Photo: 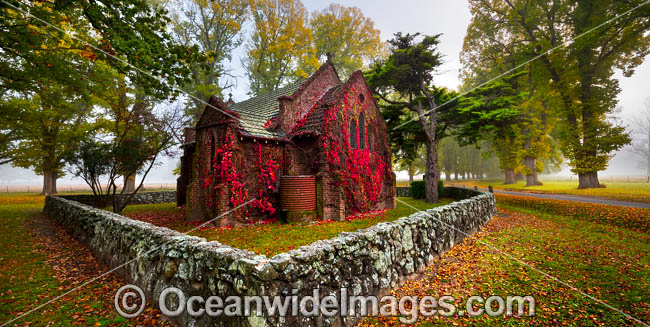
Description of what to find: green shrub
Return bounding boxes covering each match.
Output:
[411,181,425,199]
[411,180,445,199]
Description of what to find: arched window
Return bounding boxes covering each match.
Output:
[210,134,216,167]
[350,120,357,149]
[358,113,365,150]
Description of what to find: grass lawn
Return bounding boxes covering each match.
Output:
[360,194,650,326]
[0,195,168,326]
[122,197,454,257]
[452,179,650,203]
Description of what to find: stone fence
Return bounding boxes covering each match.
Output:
[58,191,176,207]
[44,187,495,327]
[396,186,483,198]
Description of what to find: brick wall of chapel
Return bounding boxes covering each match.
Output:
[278,65,341,134]
[319,73,396,220]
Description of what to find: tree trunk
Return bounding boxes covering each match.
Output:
[41,170,57,195]
[124,174,136,193]
[445,172,451,181]
[408,162,414,185]
[524,157,542,186]
[504,168,516,185]
[515,173,523,181]
[424,138,439,203]
[578,171,601,189]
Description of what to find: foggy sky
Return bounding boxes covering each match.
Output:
[1,0,649,187]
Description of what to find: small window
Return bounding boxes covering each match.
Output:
[358,114,365,150]
[350,121,357,149]
[359,93,365,103]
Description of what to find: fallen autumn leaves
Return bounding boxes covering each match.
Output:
[2,193,648,326]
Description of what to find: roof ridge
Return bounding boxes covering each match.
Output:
[233,79,305,112]
[290,62,340,98]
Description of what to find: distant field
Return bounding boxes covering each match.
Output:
[452,179,650,203]
[0,189,176,205]
[0,184,176,193]
[396,180,411,187]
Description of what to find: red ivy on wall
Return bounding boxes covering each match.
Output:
[201,130,283,222]
[252,143,280,216]
[321,86,390,213]
[202,129,249,222]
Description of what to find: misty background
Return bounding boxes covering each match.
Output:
[2,0,648,187]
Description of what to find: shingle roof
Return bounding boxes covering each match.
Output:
[229,79,305,140]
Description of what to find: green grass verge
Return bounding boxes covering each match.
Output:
[0,200,129,326]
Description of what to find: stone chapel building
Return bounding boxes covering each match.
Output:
[177,61,396,226]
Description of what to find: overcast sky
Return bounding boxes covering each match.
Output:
[2,0,649,187]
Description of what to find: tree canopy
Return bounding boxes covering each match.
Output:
[367,33,449,202]
[245,0,318,96]
[310,4,384,79]
[462,0,650,188]
[1,0,201,194]
[167,0,249,121]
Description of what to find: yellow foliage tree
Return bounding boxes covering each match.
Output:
[245,0,318,96]
[167,0,249,121]
[310,4,384,79]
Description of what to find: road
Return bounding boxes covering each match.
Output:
[447,184,650,209]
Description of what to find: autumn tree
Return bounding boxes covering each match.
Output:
[6,81,96,195]
[455,74,525,184]
[465,0,649,188]
[310,4,383,79]
[1,0,200,194]
[244,0,318,95]
[367,33,449,203]
[69,99,182,214]
[461,9,562,187]
[167,0,249,121]
[1,5,99,194]
[0,96,18,165]
[1,0,200,99]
